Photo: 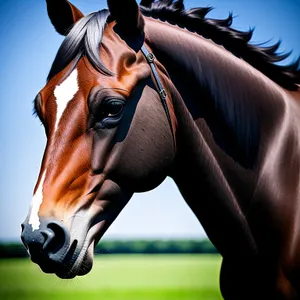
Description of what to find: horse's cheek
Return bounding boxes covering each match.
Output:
[114,126,174,192]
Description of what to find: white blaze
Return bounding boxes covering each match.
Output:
[28,69,79,231]
[28,172,46,231]
[53,68,79,132]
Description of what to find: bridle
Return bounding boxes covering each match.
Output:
[140,45,175,147]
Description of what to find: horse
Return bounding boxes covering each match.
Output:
[20,0,300,298]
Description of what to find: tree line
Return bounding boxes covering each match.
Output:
[0,239,218,258]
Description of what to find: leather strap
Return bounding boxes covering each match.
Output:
[141,45,175,146]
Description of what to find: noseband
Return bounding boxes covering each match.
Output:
[140,45,175,146]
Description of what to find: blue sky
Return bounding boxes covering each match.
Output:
[0,0,299,242]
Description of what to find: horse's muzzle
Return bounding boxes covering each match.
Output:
[21,218,71,273]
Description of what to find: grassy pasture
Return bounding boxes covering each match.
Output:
[0,254,223,300]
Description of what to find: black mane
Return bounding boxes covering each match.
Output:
[48,0,300,91]
[140,0,300,91]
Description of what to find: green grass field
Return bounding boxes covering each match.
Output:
[0,255,223,300]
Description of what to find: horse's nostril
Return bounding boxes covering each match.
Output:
[42,222,68,254]
[41,228,55,251]
[21,218,70,265]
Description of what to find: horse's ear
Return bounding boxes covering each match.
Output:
[46,0,84,36]
[107,0,144,37]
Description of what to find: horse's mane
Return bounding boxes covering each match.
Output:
[140,0,300,91]
[48,0,300,91]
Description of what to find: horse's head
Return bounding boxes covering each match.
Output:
[21,0,176,278]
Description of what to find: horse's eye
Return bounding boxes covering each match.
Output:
[101,99,125,118]
[90,98,125,130]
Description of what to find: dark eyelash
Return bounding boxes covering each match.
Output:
[32,96,43,124]
[32,99,38,117]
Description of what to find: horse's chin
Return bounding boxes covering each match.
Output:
[56,241,95,279]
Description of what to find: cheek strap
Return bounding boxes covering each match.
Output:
[140,44,175,146]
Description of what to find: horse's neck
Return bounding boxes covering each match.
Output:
[144,17,285,165]
[144,17,300,255]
